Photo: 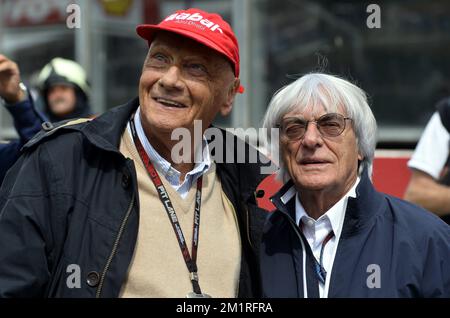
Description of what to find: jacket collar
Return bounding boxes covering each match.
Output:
[270,170,384,238]
[214,128,272,203]
[340,170,383,238]
[80,97,139,154]
[270,179,295,216]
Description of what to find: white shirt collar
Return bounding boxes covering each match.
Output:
[295,177,360,240]
[128,106,211,198]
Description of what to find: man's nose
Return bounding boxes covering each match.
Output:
[158,65,183,91]
[301,122,323,148]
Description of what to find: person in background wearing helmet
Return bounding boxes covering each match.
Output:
[0,9,269,298]
[0,54,45,184]
[37,57,92,122]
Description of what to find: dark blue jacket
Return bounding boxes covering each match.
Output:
[0,96,45,184]
[260,172,450,298]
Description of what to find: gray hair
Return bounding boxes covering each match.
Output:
[262,73,377,182]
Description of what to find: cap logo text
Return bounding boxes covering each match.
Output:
[165,12,223,34]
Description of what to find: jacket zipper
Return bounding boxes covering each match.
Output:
[280,212,309,297]
[96,192,135,298]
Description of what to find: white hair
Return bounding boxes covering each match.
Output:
[262,73,377,182]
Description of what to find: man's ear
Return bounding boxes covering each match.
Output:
[220,78,240,117]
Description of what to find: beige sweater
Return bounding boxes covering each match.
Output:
[119,130,241,298]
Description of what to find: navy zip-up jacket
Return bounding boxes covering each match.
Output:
[0,96,45,184]
[260,172,450,297]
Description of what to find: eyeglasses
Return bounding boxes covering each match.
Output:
[277,113,352,140]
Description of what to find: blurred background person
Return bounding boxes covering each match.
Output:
[0,54,44,184]
[0,56,92,184]
[404,98,450,224]
[36,58,93,122]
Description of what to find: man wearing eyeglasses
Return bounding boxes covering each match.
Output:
[259,73,450,298]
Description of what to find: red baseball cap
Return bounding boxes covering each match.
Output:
[136,8,244,93]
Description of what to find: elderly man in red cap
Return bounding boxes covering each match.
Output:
[0,9,269,298]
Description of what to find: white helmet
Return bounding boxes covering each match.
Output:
[37,58,89,97]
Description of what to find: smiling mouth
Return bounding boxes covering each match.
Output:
[154,97,187,108]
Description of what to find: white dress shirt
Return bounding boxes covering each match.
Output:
[295,178,359,298]
[127,106,211,198]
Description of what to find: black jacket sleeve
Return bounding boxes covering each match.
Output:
[0,141,22,185]
[4,95,46,143]
[0,143,59,297]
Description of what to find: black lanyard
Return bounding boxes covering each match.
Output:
[129,115,204,295]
